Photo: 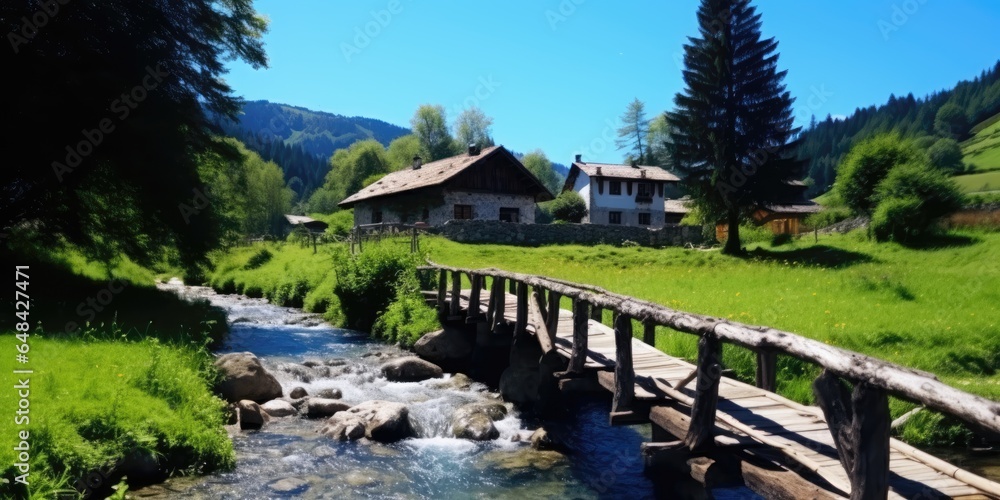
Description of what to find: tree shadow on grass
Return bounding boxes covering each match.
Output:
[897,233,982,250]
[743,245,875,269]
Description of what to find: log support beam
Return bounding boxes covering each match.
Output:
[436,269,448,317]
[813,371,890,500]
[567,299,589,374]
[643,320,656,347]
[466,274,484,323]
[514,281,529,335]
[755,350,777,393]
[449,270,462,319]
[612,314,635,414]
[685,333,722,451]
[546,290,561,336]
[489,277,505,332]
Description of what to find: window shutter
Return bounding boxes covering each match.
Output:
[627,182,633,196]
[598,179,604,195]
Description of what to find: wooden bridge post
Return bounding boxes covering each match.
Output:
[612,313,636,414]
[514,281,529,335]
[590,306,603,324]
[545,291,561,337]
[467,274,482,322]
[490,277,506,331]
[449,271,462,319]
[568,299,589,374]
[813,371,890,500]
[436,269,448,317]
[642,320,656,347]
[756,350,778,392]
[509,279,517,295]
[684,333,722,451]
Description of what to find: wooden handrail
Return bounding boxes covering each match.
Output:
[419,261,1000,436]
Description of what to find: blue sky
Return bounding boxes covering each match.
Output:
[225,0,1000,165]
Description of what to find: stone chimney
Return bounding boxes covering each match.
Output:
[631,160,639,168]
[575,154,582,163]
[468,144,480,156]
[412,155,422,170]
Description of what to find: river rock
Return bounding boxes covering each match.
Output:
[451,403,506,441]
[261,399,297,418]
[380,356,443,382]
[214,352,283,403]
[315,387,342,399]
[289,387,308,399]
[301,358,324,368]
[237,400,270,430]
[268,477,308,494]
[276,362,315,383]
[530,428,552,450]
[429,373,475,390]
[305,398,351,418]
[414,328,472,363]
[320,400,414,443]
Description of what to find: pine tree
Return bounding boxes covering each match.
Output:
[668,0,802,254]
[616,98,651,163]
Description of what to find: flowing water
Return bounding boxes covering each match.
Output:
[138,281,714,499]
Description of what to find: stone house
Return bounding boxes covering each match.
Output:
[562,155,682,228]
[338,145,554,226]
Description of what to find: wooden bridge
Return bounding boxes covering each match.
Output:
[420,263,1000,500]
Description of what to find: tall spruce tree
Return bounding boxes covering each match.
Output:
[668,0,802,254]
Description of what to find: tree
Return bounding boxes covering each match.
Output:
[646,114,674,167]
[934,103,969,139]
[871,163,963,243]
[411,105,457,160]
[1,0,268,270]
[835,134,917,216]
[926,138,966,174]
[454,107,495,149]
[308,140,391,210]
[616,98,651,163]
[549,191,588,223]
[521,150,562,195]
[668,0,802,254]
[387,135,426,170]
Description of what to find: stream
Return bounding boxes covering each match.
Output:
[136,281,679,499]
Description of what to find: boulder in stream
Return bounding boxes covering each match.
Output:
[414,328,472,363]
[451,403,507,441]
[379,356,443,382]
[315,387,342,399]
[214,352,283,403]
[289,387,308,399]
[237,400,270,430]
[305,398,351,418]
[261,399,297,418]
[320,400,414,443]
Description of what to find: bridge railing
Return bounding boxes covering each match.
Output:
[419,261,1000,499]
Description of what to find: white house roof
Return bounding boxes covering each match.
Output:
[572,162,681,182]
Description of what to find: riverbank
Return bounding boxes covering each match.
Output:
[0,247,234,498]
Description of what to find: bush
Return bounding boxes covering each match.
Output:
[323,210,354,238]
[871,163,963,243]
[803,207,852,230]
[926,138,966,174]
[244,248,273,270]
[371,275,440,346]
[549,191,588,223]
[835,134,917,216]
[333,245,423,331]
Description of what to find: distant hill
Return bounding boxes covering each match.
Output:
[961,112,1000,172]
[212,100,410,203]
[231,100,410,158]
[796,61,1000,196]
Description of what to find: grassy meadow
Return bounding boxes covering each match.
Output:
[955,169,1000,194]
[963,115,1000,172]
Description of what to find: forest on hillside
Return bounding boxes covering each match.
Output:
[796,61,1000,195]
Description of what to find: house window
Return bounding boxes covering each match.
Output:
[499,207,520,223]
[372,210,383,224]
[639,212,651,225]
[454,204,473,220]
[637,182,653,199]
[609,211,622,225]
[609,181,622,195]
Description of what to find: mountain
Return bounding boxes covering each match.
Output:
[213,100,410,203]
[796,61,1000,196]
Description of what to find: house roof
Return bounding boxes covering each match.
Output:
[339,146,552,207]
[760,202,823,215]
[665,198,693,214]
[284,214,320,225]
[572,162,681,182]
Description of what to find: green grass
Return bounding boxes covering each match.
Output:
[423,231,1000,444]
[962,116,1000,172]
[953,170,1000,194]
[208,242,343,323]
[0,336,234,498]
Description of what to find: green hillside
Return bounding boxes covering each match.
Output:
[954,170,1000,194]
[961,113,1000,172]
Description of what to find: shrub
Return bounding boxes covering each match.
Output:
[333,245,422,331]
[371,275,440,346]
[835,134,917,216]
[803,207,852,230]
[549,191,588,223]
[926,138,965,174]
[870,162,964,243]
[323,210,355,238]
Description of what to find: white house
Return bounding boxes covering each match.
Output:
[338,145,554,227]
[562,155,681,228]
